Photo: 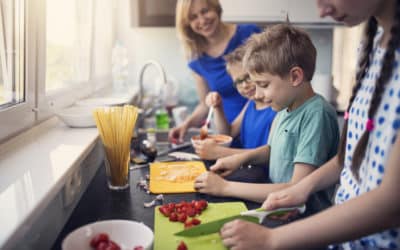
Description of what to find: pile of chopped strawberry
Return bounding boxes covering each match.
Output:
[158,199,208,228]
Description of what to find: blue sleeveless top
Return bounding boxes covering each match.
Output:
[240,101,276,149]
[188,24,261,123]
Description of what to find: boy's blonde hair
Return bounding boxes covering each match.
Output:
[243,24,316,81]
[224,45,246,71]
[176,0,222,59]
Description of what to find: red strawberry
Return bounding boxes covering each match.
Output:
[177,241,188,250]
[90,233,109,248]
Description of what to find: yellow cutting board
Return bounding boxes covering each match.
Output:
[149,161,207,193]
[154,202,249,250]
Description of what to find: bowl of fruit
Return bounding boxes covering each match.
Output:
[62,220,153,250]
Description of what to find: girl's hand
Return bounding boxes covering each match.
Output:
[193,138,221,160]
[205,92,222,108]
[220,220,272,250]
[262,184,309,211]
[209,156,241,177]
[194,171,227,196]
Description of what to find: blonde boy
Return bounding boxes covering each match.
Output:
[194,24,339,210]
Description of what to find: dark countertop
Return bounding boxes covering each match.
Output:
[51,147,270,250]
[51,140,327,250]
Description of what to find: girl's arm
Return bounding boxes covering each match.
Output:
[220,136,400,249]
[264,156,342,210]
[269,132,400,249]
[220,162,316,203]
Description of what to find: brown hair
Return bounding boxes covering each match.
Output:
[243,24,316,81]
[338,0,400,180]
[224,45,246,71]
[176,0,223,59]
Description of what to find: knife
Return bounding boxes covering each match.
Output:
[174,205,306,237]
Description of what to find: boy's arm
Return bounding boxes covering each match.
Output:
[228,101,248,138]
[210,144,270,176]
[213,101,248,137]
[212,104,230,135]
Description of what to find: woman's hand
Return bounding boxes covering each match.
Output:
[262,184,309,211]
[220,220,273,250]
[168,124,188,144]
[209,155,242,177]
[194,171,228,196]
[192,138,222,160]
[205,92,222,108]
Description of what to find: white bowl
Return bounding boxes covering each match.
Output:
[55,106,96,128]
[191,134,233,147]
[62,220,154,250]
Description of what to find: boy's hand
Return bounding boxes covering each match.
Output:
[193,138,221,160]
[205,92,222,108]
[168,125,187,144]
[262,184,308,211]
[194,171,227,196]
[209,156,241,177]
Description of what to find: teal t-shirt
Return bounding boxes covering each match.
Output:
[268,94,339,183]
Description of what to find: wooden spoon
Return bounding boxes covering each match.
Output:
[200,108,213,140]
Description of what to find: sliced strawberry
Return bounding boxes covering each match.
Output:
[90,233,109,248]
[191,218,201,225]
[177,213,187,223]
[169,212,178,222]
[177,240,188,250]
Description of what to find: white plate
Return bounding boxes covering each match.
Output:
[62,220,153,250]
[75,97,129,107]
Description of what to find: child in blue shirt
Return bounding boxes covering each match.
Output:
[194,24,339,208]
[193,46,276,160]
[220,1,400,249]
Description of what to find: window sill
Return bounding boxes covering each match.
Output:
[0,117,101,248]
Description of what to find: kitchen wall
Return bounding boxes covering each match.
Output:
[117,0,335,110]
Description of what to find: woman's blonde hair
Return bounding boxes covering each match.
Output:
[176,0,222,59]
[243,24,316,81]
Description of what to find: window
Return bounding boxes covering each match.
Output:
[0,0,25,108]
[0,0,115,143]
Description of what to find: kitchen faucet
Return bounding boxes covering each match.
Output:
[137,60,167,116]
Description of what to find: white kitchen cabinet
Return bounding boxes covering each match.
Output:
[221,0,336,25]
[221,0,288,23]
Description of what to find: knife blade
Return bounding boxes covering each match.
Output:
[174,215,258,237]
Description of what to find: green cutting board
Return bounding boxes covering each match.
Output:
[154,202,249,250]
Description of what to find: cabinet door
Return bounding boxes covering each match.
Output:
[287,0,336,23]
[221,0,288,23]
[130,0,176,27]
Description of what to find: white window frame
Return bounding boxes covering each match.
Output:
[0,0,35,142]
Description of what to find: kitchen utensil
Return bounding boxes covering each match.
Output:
[154,202,248,250]
[62,220,153,250]
[200,108,213,139]
[140,139,158,162]
[149,161,206,193]
[175,204,306,237]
